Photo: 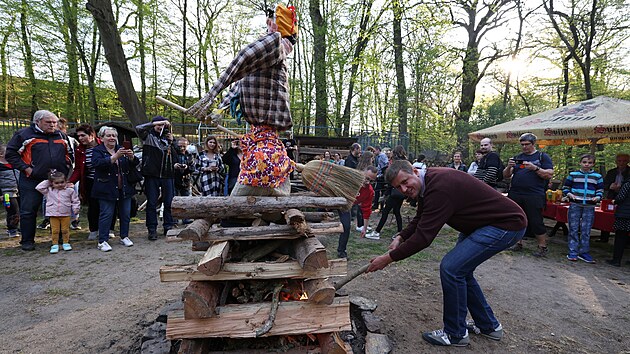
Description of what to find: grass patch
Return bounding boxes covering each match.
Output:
[45,287,76,297]
[30,269,75,281]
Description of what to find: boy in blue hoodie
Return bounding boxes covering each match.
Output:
[562,154,604,263]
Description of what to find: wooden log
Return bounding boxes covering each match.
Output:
[172,196,348,219]
[182,281,222,319]
[200,222,342,242]
[192,241,210,251]
[179,219,212,241]
[166,297,351,339]
[293,237,328,271]
[197,241,230,275]
[303,211,335,222]
[166,228,185,242]
[178,339,211,354]
[160,259,347,282]
[317,333,352,354]
[304,278,335,305]
[241,240,288,262]
[284,209,309,235]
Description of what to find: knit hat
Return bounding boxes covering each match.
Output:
[151,115,168,123]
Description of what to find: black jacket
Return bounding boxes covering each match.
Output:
[5,124,74,181]
[136,122,177,178]
[603,167,630,199]
[91,144,139,201]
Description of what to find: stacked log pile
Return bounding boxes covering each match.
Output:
[161,195,353,353]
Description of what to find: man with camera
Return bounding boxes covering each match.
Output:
[503,133,554,257]
[136,116,178,240]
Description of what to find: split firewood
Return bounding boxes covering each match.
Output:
[202,222,342,242]
[254,282,284,337]
[191,241,210,251]
[197,241,230,275]
[271,252,290,263]
[251,218,269,227]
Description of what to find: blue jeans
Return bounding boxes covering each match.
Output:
[440,225,525,338]
[567,204,595,256]
[18,177,44,246]
[144,177,174,232]
[98,198,131,243]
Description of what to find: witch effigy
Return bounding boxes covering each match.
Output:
[187,4,299,197]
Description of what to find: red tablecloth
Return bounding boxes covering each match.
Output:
[544,201,615,233]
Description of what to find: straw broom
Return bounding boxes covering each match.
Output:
[156,96,364,206]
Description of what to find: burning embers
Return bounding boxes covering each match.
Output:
[228,279,308,304]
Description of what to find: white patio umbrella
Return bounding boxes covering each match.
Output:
[468,96,630,147]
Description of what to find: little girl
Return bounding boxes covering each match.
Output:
[36,171,80,254]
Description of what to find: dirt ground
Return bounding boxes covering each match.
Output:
[1,205,629,354]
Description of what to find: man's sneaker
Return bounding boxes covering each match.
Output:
[148,231,158,241]
[422,329,469,347]
[508,243,523,252]
[7,229,19,238]
[97,241,112,252]
[466,320,503,341]
[70,220,82,230]
[87,231,98,241]
[578,253,595,263]
[37,219,50,230]
[532,246,548,257]
[355,226,372,232]
[365,231,380,240]
[120,237,134,247]
[62,243,72,251]
[567,254,578,261]
[50,245,59,254]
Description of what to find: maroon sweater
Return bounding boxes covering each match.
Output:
[390,168,527,261]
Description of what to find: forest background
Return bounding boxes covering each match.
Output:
[0,0,629,179]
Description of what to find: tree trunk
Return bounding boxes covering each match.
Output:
[137,0,147,110]
[392,0,407,138]
[0,18,14,117]
[20,0,38,116]
[62,0,80,120]
[310,0,328,136]
[86,0,147,126]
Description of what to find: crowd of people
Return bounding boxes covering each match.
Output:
[0,111,247,253]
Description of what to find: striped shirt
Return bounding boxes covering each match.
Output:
[563,170,604,205]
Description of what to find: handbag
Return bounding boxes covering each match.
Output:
[126,164,144,184]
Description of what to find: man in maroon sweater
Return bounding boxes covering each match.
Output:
[368,160,527,347]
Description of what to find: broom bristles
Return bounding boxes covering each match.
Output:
[300,160,364,209]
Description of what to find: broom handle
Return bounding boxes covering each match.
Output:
[155,96,241,138]
[333,263,369,290]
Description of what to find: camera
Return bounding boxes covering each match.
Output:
[512,157,524,164]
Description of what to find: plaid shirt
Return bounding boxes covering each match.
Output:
[188,32,292,131]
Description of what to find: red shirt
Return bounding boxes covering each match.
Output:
[354,183,375,220]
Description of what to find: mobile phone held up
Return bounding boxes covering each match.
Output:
[122,141,132,150]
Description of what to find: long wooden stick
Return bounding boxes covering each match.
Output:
[155,96,241,138]
[333,263,369,290]
[254,282,284,337]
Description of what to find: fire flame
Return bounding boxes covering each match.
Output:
[299,292,308,300]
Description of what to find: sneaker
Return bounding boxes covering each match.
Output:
[578,253,595,264]
[120,237,134,247]
[109,230,116,238]
[70,220,82,230]
[337,251,348,259]
[62,243,72,251]
[508,243,523,252]
[567,254,578,261]
[50,245,59,254]
[87,231,98,241]
[466,320,503,341]
[605,259,621,267]
[365,231,380,240]
[37,219,50,230]
[532,246,548,257]
[97,241,112,252]
[148,231,158,241]
[422,329,469,347]
[7,229,19,238]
